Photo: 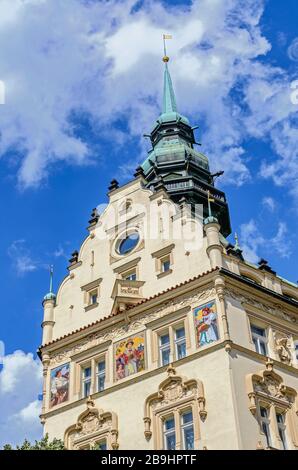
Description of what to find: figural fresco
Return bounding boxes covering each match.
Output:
[115,333,146,380]
[50,363,70,407]
[193,301,219,347]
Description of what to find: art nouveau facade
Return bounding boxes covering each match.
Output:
[39,57,298,451]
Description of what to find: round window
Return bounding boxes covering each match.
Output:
[117,232,140,255]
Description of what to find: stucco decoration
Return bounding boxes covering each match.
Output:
[273,331,292,365]
[49,287,216,366]
[143,365,207,441]
[64,397,119,450]
[246,360,297,415]
[226,288,297,324]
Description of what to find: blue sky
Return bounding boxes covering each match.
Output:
[0,0,297,446]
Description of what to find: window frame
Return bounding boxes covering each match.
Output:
[155,319,189,367]
[250,323,268,356]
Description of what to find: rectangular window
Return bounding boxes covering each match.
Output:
[82,366,92,398]
[251,325,268,356]
[163,416,176,450]
[276,412,287,450]
[123,270,137,281]
[159,333,171,366]
[174,327,186,360]
[161,256,171,273]
[181,410,194,450]
[89,290,98,305]
[95,440,107,450]
[260,406,271,447]
[96,360,105,392]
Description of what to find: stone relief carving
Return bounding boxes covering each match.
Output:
[273,331,292,365]
[49,287,216,366]
[226,288,297,324]
[64,397,118,450]
[144,365,207,440]
[246,360,297,415]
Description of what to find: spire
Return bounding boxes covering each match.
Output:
[162,35,177,114]
[43,265,56,302]
[49,265,54,294]
[163,61,177,114]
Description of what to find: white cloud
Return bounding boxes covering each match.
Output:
[0,0,296,198]
[7,240,38,276]
[0,349,42,447]
[240,219,291,263]
[262,196,276,212]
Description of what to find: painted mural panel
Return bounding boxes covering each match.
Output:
[50,363,70,407]
[115,333,146,380]
[193,301,219,347]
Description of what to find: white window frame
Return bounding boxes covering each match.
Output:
[163,415,176,450]
[276,411,288,450]
[180,409,195,450]
[159,331,171,367]
[251,324,268,356]
[96,359,106,392]
[174,326,186,361]
[82,365,92,398]
[259,405,272,448]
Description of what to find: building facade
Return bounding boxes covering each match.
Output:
[39,56,298,450]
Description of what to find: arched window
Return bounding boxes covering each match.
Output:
[144,365,207,450]
[246,360,298,450]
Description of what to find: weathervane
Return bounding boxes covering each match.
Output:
[49,265,54,294]
[163,34,172,62]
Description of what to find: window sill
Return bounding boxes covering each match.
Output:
[84,302,99,312]
[157,269,173,279]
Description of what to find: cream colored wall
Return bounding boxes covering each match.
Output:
[51,179,211,341]
[229,352,298,450]
[44,349,240,450]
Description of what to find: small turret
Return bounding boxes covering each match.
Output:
[42,266,56,344]
[204,192,223,269]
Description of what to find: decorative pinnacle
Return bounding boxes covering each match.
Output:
[49,265,54,294]
[234,232,240,250]
[162,34,172,62]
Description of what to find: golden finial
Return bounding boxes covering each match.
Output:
[163,34,172,63]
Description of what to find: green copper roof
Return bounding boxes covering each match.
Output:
[163,63,177,114]
[152,60,189,130]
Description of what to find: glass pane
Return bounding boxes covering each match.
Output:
[276,413,284,424]
[84,367,91,378]
[175,327,185,339]
[182,411,193,425]
[164,417,175,430]
[118,233,139,255]
[183,426,194,450]
[165,433,176,450]
[260,407,268,418]
[252,337,258,352]
[84,381,91,397]
[279,429,287,450]
[95,441,107,451]
[160,334,170,346]
[98,375,105,391]
[161,348,170,366]
[177,341,186,359]
[262,423,271,447]
[91,294,97,304]
[251,325,265,337]
[259,341,267,356]
[162,260,171,272]
[98,361,105,373]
